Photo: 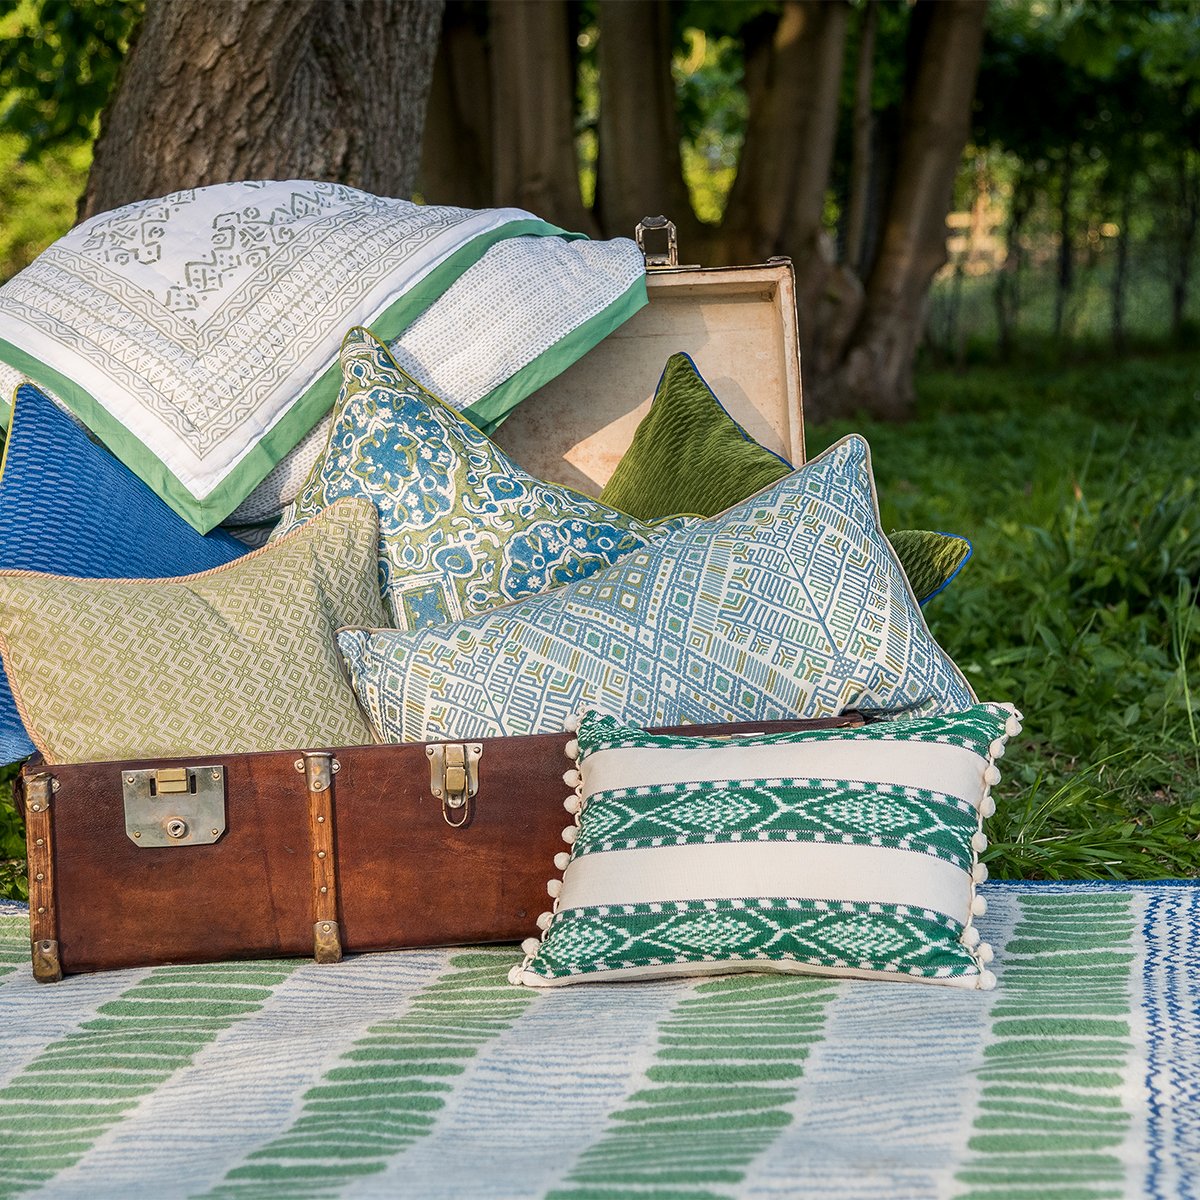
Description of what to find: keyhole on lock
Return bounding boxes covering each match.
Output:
[165,819,188,839]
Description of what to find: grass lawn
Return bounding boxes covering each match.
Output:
[0,351,1197,898]
[810,351,1200,881]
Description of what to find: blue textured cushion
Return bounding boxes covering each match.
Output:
[0,384,246,763]
[337,435,976,742]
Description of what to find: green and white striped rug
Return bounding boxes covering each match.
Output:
[0,881,1195,1198]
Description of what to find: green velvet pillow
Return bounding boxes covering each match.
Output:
[888,529,973,606]
[599,353,971,604]
[599,352,792,523]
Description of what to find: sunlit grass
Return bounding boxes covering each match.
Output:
[811,353,1200,879]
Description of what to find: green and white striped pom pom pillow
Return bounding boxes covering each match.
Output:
[510,702,1024,991]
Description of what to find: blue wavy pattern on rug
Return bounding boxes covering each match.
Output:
[0,384,246,763]
[1142,885,1200,1199]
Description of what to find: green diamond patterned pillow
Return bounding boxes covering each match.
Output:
[889,529,972,605]
[272,327,676,631]
[598,352,971,605]
[0,497,386,763]
[511,702,1024,991]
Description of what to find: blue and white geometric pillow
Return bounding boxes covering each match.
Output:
[273,328,677,631]
[336,434,977,742]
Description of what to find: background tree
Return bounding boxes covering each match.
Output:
[83,0,443,218]
[420,0,987,419]
[2,0,1198,404]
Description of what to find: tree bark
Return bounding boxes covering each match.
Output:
[594,0,699,246]
[814,0,987,421]
[84,0,444,219]
[1053,153,1074,340]
[488,0,594,233]
[720,1,849,268]
[994,164,1031,361]
[844,0,878,276]
[1170,148,1198,342]
[1110,182,1132,352]
[419,1,493,208]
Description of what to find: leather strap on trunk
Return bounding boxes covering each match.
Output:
[300,752,342,963]
[22,772,62,982]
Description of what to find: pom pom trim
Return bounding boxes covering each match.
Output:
[961,704,1020,989]
[513,713,588,987]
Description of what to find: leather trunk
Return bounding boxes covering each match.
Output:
[19,714,862,981]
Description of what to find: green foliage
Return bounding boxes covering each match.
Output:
[926,243,1200,362]
[0,130,90,280]
[0,0,140,281]
[810,353,1200,880]
[0,763,25,901]
[0,0,141,158]
[674,26,746,224]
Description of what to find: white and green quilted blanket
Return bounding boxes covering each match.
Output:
[0,882,1195,1198]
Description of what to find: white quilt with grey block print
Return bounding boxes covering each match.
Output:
[0,181,645,531]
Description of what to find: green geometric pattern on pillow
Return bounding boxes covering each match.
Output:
[597,353,971,605]
[273,328,675,632]
[598,352,792,522]
[0,497,386,763]
[511,702,1024,991]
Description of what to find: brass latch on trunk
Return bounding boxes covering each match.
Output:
[426,742,482,827]
[123,765,226,848]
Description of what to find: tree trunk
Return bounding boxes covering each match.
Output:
[719,2,849,267]
[1110,182,1132,353]
[488,0,594,233]
[814,0,987,421]
[593,0,699,246]
[419,1,493,208]
[1170,148,1199,342]
[844,0,878,276]
[717,0,851,388]
[1053,154,1074,340]
[994,164,1031,361]
[84,0,443,219]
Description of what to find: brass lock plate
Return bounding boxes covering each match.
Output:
[426,742,482,825]
[123,765,226,848]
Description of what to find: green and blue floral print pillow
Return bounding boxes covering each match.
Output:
[272,328,677,631]
[510,702,1023,991]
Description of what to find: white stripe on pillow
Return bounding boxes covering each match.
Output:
[556,841,971,923]
[582,740,986,806]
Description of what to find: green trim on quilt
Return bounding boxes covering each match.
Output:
[199,952,529,1197]
[463,272,649,434]
[533,899,978,983]
[955,892,1136,1197]
[0,218,572,534]
[549,973,838,1197]
[0,960,296,1195]
[575,779,979,870]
